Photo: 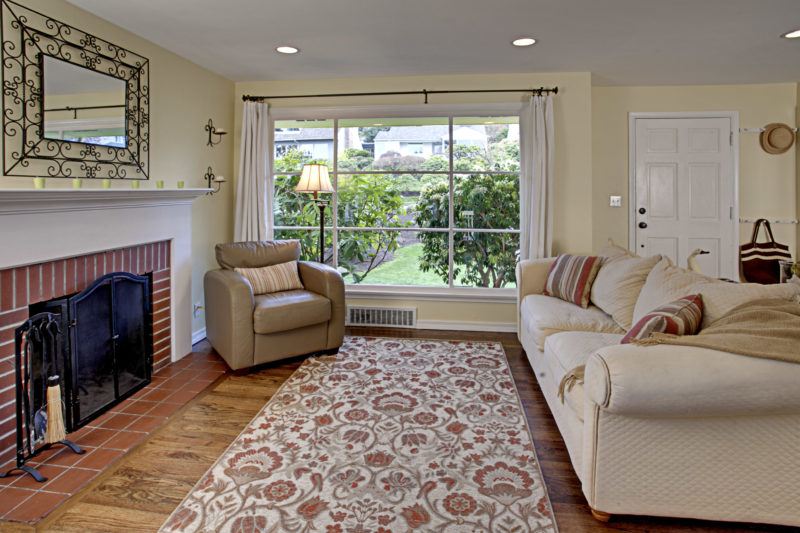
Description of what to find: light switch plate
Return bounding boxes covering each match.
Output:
[609,195,622,207]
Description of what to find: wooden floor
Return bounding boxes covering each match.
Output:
[21,328,794,533]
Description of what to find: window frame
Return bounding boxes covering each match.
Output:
[269,103,524,303]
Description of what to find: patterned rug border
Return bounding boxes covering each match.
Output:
[162,336,559,532]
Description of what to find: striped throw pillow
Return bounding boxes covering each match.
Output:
[234,261,304,294]
[543,254,603,308]
[621,294,703,344]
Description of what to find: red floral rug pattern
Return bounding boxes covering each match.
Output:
[160,337,557,532]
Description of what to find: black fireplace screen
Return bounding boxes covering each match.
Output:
[32,271,152,431]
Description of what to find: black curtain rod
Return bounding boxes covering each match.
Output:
[242,87,557,104]
[44,104,126,112]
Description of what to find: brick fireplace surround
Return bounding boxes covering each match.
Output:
[0,240,172,466]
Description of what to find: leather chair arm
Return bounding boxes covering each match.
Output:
[298,261,345,349]
[204,269,255,370]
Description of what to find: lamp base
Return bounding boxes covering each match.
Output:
[316,200,328,264]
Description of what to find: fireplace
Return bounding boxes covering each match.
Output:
[0,188,206,468]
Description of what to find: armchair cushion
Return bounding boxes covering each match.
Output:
[234,261,303,294]
[253,289,331,335]
[216,240,300,269]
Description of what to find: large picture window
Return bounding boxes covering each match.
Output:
[272,112,520,290]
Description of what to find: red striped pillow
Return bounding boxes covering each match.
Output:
[621,294,704,344]
[234,261,304,294]
[543,254,603,308]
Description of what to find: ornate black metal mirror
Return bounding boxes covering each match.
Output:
[1,0,149,179]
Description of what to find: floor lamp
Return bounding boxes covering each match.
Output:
[294,164,334,263]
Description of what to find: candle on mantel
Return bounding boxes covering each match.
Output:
[213,175,226,183]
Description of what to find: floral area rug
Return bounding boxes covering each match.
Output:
[160,337,557,532]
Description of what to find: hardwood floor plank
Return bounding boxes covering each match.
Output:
[33,329,798,533]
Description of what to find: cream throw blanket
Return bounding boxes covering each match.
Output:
[558,298,800,403]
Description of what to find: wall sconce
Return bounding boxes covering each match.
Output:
[204,166,226,195]
[294,164,334,263]
[205,118,227,147]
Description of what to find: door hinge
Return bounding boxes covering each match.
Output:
[730,206,734,220]
[729,131,733,146]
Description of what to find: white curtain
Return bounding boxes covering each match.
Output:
[519,94,554,259]
[234,101,272,242]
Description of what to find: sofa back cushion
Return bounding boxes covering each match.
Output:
[632,257,714,325]
[591,254,661,330]
[622,294,703,344]
[543,254,603,308]
[694,281,800,328]
[216,240,301,269]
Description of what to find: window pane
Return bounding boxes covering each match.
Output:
[339,230,448,287]
[453,232,519,288]
[337,117,448,172]
[274,120,335,171]
[273,229,333,265]
[453,173,519,229]
[337,173,447,229]
[453,117,519,172]
[273,174,333,227]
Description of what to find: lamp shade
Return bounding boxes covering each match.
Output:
[295,164,333,194]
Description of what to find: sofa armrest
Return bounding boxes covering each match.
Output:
[298,261,345,349]
[204,269,255,370]
[516,258,555,339]
[584,343,800,417]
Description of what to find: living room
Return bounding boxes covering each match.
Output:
[0,0,798,531]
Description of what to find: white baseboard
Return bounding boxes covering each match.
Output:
[191,327,207,345]
[415,320,516,333]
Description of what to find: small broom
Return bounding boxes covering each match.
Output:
[44,375,65,444]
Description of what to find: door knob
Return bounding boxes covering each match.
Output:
[638,222,648,229]
[638,207,646,214]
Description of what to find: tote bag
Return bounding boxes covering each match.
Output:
[739,219,792,284]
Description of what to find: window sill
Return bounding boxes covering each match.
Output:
[345,285,516,304]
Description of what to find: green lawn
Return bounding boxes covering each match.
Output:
[346,243,445,286]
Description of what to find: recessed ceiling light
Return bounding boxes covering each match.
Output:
[782,29,800,39]
[512,37,536,47]
[276,45,299,54]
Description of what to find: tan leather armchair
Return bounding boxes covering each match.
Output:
[204,240,344,371]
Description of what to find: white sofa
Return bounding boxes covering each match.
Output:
[516,250,800,527]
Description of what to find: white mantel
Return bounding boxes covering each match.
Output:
[0,188,210,361]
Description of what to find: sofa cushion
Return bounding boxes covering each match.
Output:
[591,254,661,330]
[521,294,625,350]
[597,238,635,261]
[235,261,304,294]
[632,257,715,325]
[216,240,301,269]
[544,332,624,421]
[694,281,800,328]
[543,254,603,308]
[621,294,703,344]
[253,289,331,334]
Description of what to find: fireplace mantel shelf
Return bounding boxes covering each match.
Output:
[0,188,212,215]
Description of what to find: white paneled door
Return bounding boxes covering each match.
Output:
[631,115,738,280]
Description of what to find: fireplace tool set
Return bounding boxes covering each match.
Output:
[0,312,84,482]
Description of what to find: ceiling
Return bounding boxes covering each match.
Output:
[66,0,800,86]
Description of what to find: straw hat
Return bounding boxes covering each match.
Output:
[759,123,795,154]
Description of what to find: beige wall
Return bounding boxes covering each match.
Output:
[0,0,236,337]
[592,84,798,258]
[234,72,592,327]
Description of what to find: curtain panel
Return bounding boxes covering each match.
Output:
[234,101,272,242]
[519,94,554,260]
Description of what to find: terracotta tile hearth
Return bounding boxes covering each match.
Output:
[0,349,227,527]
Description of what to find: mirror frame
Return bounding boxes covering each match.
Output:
[1,0,149,180]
